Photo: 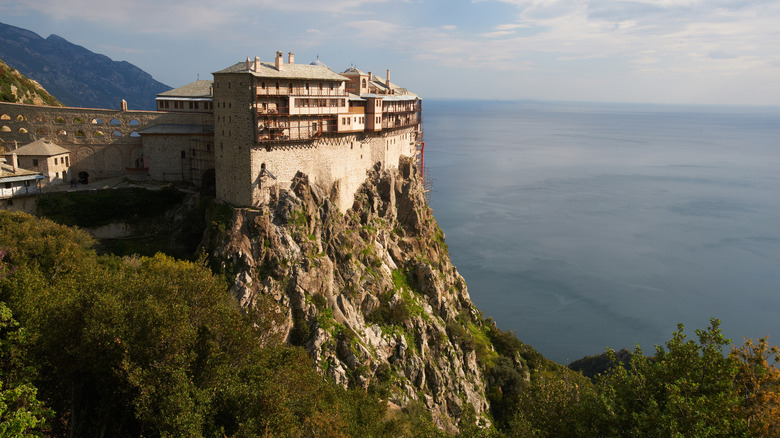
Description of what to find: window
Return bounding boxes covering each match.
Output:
[65,156,69,166]
[189,102,194,109]
[181,151,186,159]
[33,159,38,167]
[54,158,58,165]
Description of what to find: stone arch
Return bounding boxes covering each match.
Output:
[93,130,105,137]
[75,129,86,137]
[57,129,67,136]
[55,116,65,124]
[91,118,103,125]
[15,114,26,121]
[73,117,85,124]
[109,118,121,125]
[36,127,48,135]
[18,127,27,134]
[128,119,140,126]
[129,131,140,138]
[112,130,122,137]
[35,114,46,122]
[0,114,10,120]
[1,126,10,132]
[129,146,143,169]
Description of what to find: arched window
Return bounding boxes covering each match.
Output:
[129,119,140,126]
[94,131,105,137]
[130,131,140,138]
[18,127,27,134]
[73,117,85,124]
[361,79,367,88]
[36,128,48,135]
[112,131,122,137]
[109,118,121,125]
[35,115,46,122]
[55,116,65,124]
[1,126,10,132]
[75,130,85,137]
[0,114,10,120]
[91,118,103,125]
[15,114,26,121]
[57,129,67,136]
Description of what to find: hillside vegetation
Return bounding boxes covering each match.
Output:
[1,164,777,436]
[0,58,62,106]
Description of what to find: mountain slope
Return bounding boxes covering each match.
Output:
[0,58,62,106]
[0,22,170,110]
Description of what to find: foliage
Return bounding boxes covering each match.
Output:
[589,319,747,437]
[0,211,411,437]
[0,250,51,437]
[732,336,780,437]
[0,59,62,106]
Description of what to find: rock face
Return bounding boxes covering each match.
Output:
[204,158,491,431]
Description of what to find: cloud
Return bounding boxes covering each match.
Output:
[7,0,394,34]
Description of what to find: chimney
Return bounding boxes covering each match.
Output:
[275,51,283,70]
[254,56,260,72]
[121,99,128,111]
[368,72,373,81]
[288,52,295,64]
[11,153,17,174]
[246,56,251,71]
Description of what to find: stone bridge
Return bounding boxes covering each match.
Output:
[0,102,212,181]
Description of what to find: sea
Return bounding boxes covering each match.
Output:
[423,99,780,364]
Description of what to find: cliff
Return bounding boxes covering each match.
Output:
[203,158,493,431]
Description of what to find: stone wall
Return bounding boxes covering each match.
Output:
[0,102,213,183]
[250,126,417,212]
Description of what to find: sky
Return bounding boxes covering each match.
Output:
[1,0,779,105]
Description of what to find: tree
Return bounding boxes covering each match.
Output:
[732,337,780,437]
[0,250,51,437]
[591,319,747,437]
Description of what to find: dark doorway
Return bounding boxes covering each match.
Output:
[201,168,216,196]
[78,171,89,185]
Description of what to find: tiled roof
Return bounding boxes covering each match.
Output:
[214,60,347,81]
[341,67,367,76]
[0,162,41,179]
[157,80,214,98]
[2,139,69,157]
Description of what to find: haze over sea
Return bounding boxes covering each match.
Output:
[424,99,780,364]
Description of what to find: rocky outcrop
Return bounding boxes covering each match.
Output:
[203,158,491,431]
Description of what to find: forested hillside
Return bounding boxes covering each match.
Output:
[0,182,777,436]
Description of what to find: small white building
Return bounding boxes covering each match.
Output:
[2,139,71,185]
[0,155,45,199]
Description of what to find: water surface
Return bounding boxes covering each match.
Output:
[424,99,780,363]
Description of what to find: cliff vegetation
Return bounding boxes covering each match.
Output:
[0,159,777,436]
[0,58,62,106]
